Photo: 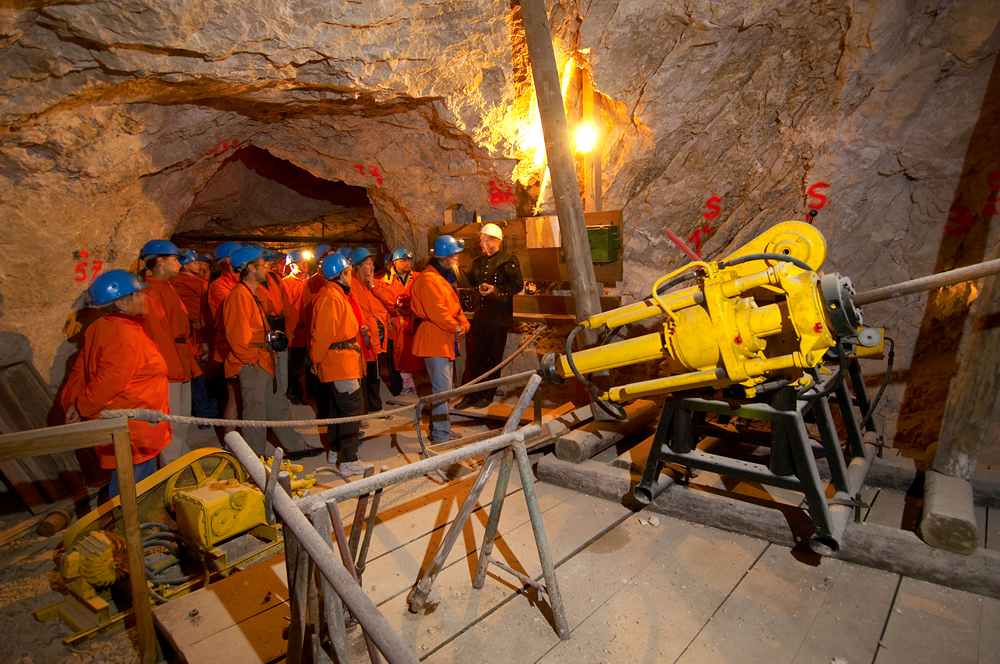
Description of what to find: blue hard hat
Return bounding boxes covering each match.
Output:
[321,253,352,280]
[262,248,282,261]
[215,241,243,261]
[89,269,145,307]
[432,235,465,257]
[351,247,373,265]
[230,245,264,271]
[139,240,180,259]
[390,246,414,262]
[337,247,352,258]
[178,248,197,265]
[314,243,332,259]
[196,253,213,263]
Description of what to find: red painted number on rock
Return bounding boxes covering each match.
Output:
[807,181,830,210]
[73,249,103,282]
[703,194,722,220]
[353,163,384,187]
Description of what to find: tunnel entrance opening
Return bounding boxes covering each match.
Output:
[171,145,384,256]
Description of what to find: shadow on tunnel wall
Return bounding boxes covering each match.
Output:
[893,52,1000,452]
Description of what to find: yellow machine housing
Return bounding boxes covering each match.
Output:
[542,221,870,401]
[173,480,268,549]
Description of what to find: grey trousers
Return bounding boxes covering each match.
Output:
[238,364,309,456]
[159,380,192,465]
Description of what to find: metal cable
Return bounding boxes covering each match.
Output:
[102,325,548,428]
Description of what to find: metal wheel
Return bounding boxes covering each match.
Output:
[163,451,246,505]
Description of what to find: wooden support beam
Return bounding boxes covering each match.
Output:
[519,0,602,324]
[113,428,157,664]
[537,455,1000,600]
[553,399,658,463]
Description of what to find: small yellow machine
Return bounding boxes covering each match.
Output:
[37,449,315,644]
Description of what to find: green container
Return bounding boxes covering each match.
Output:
[587,225,620,263]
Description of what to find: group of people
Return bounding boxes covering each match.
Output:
[59,221,523,495]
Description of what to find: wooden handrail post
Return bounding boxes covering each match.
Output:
[112,428,158,664]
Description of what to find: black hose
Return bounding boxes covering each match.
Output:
[564,325,627,421]
[717,252,812,272]
[862,337,895,429]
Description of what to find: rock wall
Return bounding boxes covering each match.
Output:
[1,0,997,448]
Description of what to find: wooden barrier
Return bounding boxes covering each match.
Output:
[0,418,157,664]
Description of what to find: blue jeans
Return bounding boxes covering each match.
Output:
[101,457,159,502]
[424,356,453,441]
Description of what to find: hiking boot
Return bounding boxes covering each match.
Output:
[337,460,373,478]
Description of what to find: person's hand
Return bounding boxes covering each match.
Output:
[65,405,81,424]
[456,325,466,336]
[478,283,496,296]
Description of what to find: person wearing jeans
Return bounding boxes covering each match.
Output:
[411,235,470,443]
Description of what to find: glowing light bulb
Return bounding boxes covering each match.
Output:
[302,250,314,261]
[574,122,599,154]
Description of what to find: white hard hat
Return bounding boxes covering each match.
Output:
[480,222,503,240]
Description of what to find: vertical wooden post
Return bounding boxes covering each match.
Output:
[519,0,602,325]
[112,428,157,664]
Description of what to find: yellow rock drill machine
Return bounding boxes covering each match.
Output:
[540,220,997,553]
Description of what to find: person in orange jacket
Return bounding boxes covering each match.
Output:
[173,250,219,419]
[207,241,243,425]
[411,235,470,443]
[350,247,389,411]
[310,253,369,476]
[223,246,310,457]
[282,246,319,404]
[259,249,296,407]
[137,240,199,464]
[65,270,171,501]
[373,246,416,396]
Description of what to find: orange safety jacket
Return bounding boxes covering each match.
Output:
[282,272,309,348]
[222,281,275,378]
[309,281,364,382]
[171,272,209,354]
[411,264,469,361]
[292,271,328,348]
[208,269,240,362]
[142,276,200,381]
[72,313,172,469]
[351,274,389,359]
[373,270,416,364]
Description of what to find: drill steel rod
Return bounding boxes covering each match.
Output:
[854,257,1000,305]
[223,431,419,664]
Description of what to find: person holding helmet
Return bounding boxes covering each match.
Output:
[282,246,315,404]
[172,249,217,419]
[350,246,389,411]
[456,222,523,409]
[373,246,416,396]
[64,270,171,499]
[223,245,309,456]
[411,235,470,443]
[138,239,199,463]
[310,253,368,476]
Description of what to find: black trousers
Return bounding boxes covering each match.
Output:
[461,319,510,401]
[319,379,364,461]
[364,359,382,411]
[287,346,309,403]
[383,343,403,396]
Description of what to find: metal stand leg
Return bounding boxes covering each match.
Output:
[813,395,850,492]
[512,443,570,639]
[407,452,501,612]
[769,388,797,476]
[309,511,349,663]
[633,400,674,505]
[785,411,835,545]
[835,380,865,458]
[328,501,382,664]
[472,449,514,589]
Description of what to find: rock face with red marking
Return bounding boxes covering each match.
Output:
[1,1,998,451]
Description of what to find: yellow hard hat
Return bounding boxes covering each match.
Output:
[480,222,503,240]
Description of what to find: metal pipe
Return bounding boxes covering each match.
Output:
[512,442,570,639]
[472,450,514,589]
[327,502,382,664]
[504,374,543,433]
[223,432,419,664]
[297,426,540,512]
[309,510,349,663]
[854,257,1000,305]
[811,444,876,556]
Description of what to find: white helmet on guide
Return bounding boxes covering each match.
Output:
[480,222,503,241]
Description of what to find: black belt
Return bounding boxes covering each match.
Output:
[329,340,361,352]
[174,336,188,343]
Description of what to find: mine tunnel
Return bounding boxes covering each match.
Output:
[1,1,999,663]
